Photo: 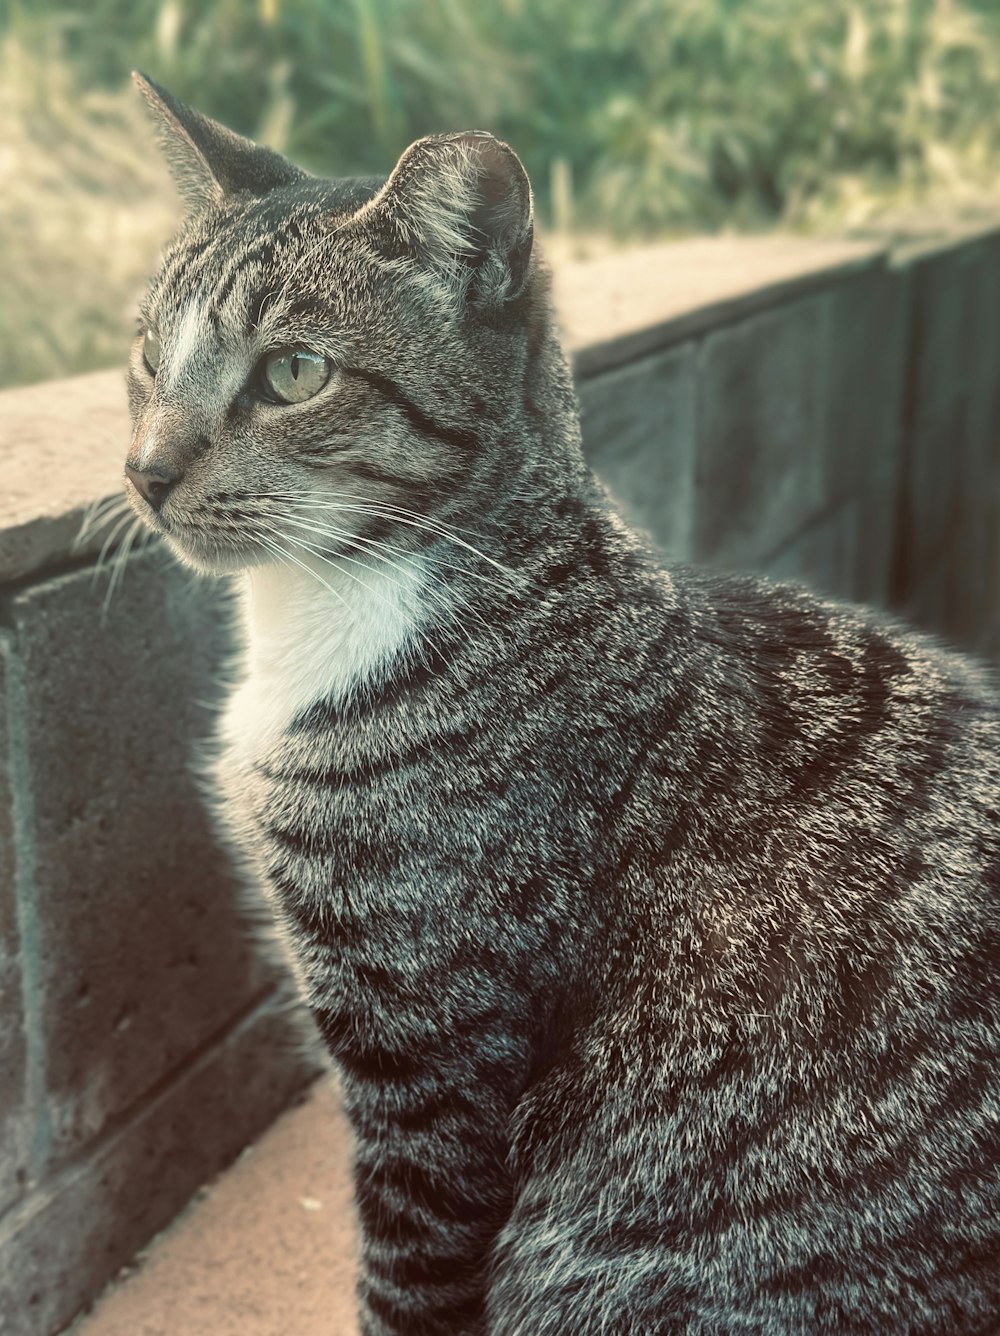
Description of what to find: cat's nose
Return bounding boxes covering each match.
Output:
[125,461,182,512]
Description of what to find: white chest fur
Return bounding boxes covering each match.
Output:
[217,551,427,782]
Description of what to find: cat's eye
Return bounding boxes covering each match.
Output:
[260,348,330,404]
[142,327,161,375]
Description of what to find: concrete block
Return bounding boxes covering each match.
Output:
[963,358,1000,489]
[820,264,909,506]
[75,1077,357,1336]
[974,493,1000,661]
[896,493,999,657]
[0,990,321,1336]
[579,345,697,558]
[900,552,990,656]
[901,232,1000,418]
[895,262,1000,623]
[764,502,860,603]
[694,295,825,571]
[916,481,1000,657]
[902,384,998,598]
[0,637,31,1216]
[940,505,992,652]
[9,546,279,1170]
[903,558,952,647]
[944,373,1000,651]
[963,235,1000,397]
[904,246,969,416]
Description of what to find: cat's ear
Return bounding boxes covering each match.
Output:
[360,132,534,306]
[132,71,304,209]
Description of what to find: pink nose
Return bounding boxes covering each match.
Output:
[125,462,182,512]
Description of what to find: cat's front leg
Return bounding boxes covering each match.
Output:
[324,1013,526,1336]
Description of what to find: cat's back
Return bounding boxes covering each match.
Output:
[596,560,1000,1099]
[660,562,1000,904]
[527,549,1000,954]
[495,560,1000,1335]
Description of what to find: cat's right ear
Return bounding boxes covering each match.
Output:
[133,72,303,209]
[354,131,534,307]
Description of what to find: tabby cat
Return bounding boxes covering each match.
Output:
[124,73,1000,1334]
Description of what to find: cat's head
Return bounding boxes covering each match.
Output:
[125,74,540,573]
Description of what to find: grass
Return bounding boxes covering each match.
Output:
[4,0,1000,389]
[0,32,178,390]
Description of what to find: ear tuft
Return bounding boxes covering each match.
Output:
[361,131,534,306]
[132,71,304,209]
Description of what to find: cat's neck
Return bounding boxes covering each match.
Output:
[221,551,428,760]
[221,416,640,762]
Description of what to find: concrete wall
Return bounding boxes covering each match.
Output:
[1,225,999,1333]
[568,225,1000,658]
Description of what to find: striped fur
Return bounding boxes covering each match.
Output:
[126,79,1000,1334]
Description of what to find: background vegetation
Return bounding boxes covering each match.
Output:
[4,0,1000,389]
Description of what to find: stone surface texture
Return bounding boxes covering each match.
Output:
[9,555,283,1171]
[0,373,129,585]
[0,225,999,1334]
[892,229,1000,652]
[694,294,827,570]
[578,345,697,556]
[554,234,883,376]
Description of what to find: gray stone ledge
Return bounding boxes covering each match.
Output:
[556,234,886,377]
[889,216,1000,269]
[0,371,129,588]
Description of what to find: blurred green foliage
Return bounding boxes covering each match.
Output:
[3,0,1000,387]
[8,0,1000,231]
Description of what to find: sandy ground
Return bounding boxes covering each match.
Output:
[72,1077,359,1336]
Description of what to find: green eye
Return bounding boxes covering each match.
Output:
[261,348,330,404]
[142,327,161,374]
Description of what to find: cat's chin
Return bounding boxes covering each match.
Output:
[162,532,267,576]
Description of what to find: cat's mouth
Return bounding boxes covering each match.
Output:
[129,501,268,574]
[127,480,362,577]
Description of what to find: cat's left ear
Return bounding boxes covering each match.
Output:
[133,71,304,209]
[359,132,534,306]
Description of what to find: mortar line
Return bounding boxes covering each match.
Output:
[1,627,52,1183]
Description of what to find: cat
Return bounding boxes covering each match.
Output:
[124,72,1000,1335]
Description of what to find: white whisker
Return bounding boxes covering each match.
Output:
[259,488,491,545]
[275,508,514,601]
[75,492,130,550]
[270,511,489,647]
[264,515,482,652]
[255,531,352,613]
[102,517,143,615]
[92,510,137,584]
[258,491,528,588]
